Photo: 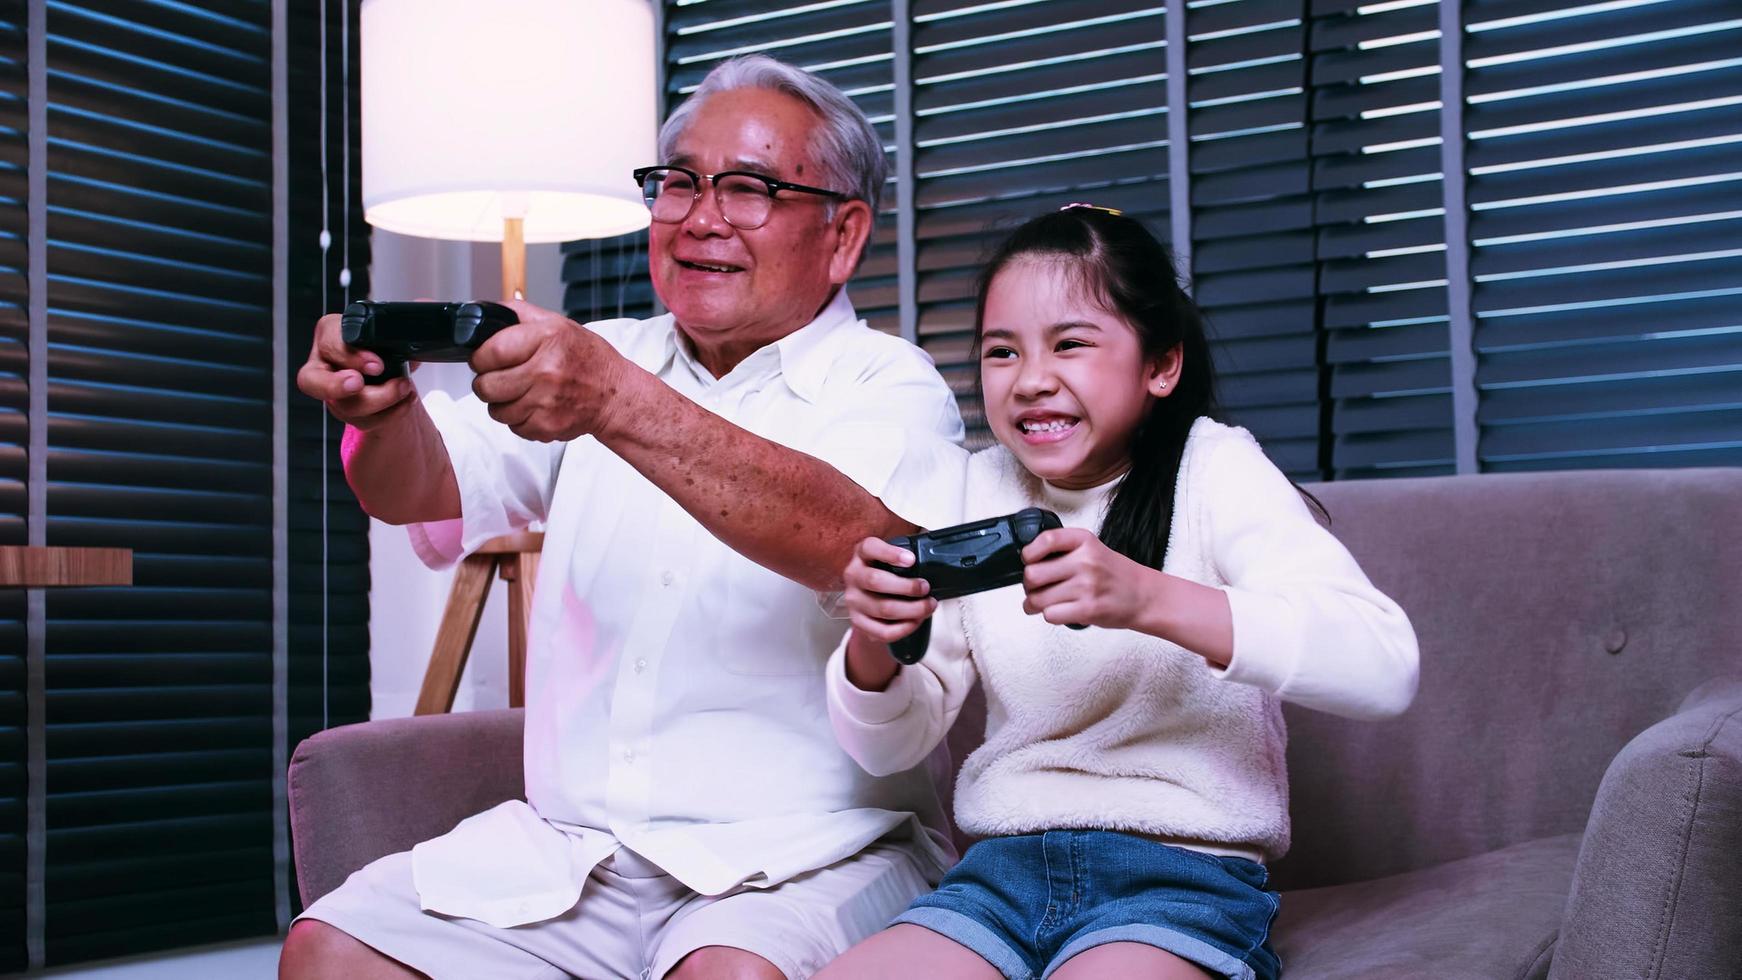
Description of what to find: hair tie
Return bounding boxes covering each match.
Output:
[1060,202,1123,216]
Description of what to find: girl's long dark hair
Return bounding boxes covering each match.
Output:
[972,207,1219,571]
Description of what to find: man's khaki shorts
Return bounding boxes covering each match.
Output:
[297,840,934,980]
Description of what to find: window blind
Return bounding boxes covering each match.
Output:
[914,0,1172,449]
[568,1,1742,483]
[40,1,279,961]
[1463,0,1742,469]
[1185,0,1320,476]
[0,0,373,966]
[563,229,655,325]
[1309,0,1456,478]
[0,3,25,968]
[286,0,370,848]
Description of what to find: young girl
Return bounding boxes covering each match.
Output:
[817,206,1419,980]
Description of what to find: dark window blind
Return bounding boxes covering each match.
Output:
[1185,0,1320,476]
[585,1,1741,479]
[287,0,370,849]
[1309,0,1454,478]
[41,1,278,962]
[0,0,372,966]
[1463,0,1742,469]
[563,229,654,326]
[0,4,24,969]
[914,0,1171,449]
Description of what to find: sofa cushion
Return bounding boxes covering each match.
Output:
[1279,469,1742,892]
[1272,833,1580,979]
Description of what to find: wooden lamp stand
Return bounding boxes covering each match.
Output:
[413,218,544,714]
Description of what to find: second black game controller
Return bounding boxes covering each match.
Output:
[340,300,519,383]
[875,507,1085,665]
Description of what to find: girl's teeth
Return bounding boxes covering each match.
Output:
[1023,419,1074,433]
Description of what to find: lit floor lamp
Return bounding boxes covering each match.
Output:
[359,0,656,712]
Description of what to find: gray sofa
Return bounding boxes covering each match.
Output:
[290,468,1742,978]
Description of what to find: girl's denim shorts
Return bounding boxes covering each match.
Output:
[892,829,1280,980]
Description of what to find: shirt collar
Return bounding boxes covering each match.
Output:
[658,287,859,403]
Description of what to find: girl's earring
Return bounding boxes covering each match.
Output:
[1156,380,1168,393]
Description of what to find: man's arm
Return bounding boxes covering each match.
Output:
[296,312,462,526]
[338,399,462,526]
[597,364,913,591]
[468,302,960,591]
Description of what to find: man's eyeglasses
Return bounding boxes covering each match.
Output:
[633,165,846,230]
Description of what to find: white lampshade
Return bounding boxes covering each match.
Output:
[361,0,656,243]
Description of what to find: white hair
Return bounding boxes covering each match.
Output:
[658,55,888,214]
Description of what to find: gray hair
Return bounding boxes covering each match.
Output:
[658,55,889,215]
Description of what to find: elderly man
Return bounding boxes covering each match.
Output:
[280,56,965,980]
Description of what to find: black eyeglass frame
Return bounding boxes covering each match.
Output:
[632,165,849,228]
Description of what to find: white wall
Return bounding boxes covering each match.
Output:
[363,229,566,718]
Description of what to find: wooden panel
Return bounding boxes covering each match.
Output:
[0,546,131,587]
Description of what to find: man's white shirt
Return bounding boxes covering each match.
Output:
[403,290,967,928]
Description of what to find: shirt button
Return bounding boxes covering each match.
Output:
[634,658,647,673]
[622,748,635,763]
[660,570,675,587]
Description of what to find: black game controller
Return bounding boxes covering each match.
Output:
[340,300,519,383]
[876,507,1085,665]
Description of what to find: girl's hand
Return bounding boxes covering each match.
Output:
[1019,528,1155,631]
[841,537,937,690]
[843,537,937,641]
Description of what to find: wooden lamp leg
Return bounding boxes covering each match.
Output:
[414,553,496,715]
[501,551,539,709]
[490,216,532,707]
[414,531,543,715]
[502,216,525,301]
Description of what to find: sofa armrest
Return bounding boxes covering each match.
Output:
[1549,676,1742,980]
[288,708,526,907]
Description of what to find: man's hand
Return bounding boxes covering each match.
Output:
[1020,528,1155,630]
[295,311,417,428]
[469,300,633,443]
[293,308,461,524]
[841,536,935,690]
